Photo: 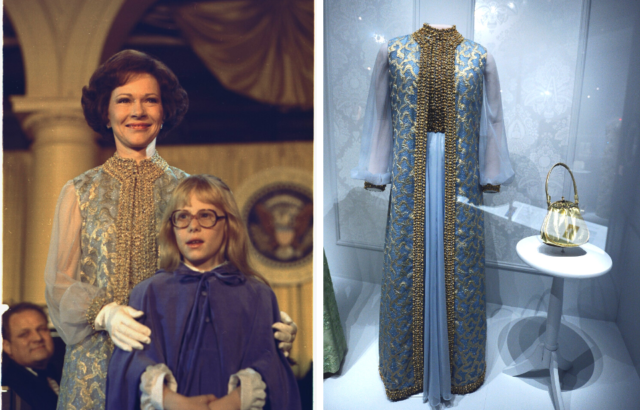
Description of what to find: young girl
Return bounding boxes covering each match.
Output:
[106,175,301,410]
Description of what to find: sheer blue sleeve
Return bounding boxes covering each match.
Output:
[350,43,393,187]
[44,181,102,345]
[479,52,515,192]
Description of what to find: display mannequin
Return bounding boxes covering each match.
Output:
[352,24,514,405]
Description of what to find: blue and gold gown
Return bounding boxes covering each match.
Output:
[45,152,188,410]
[352,24,514,405]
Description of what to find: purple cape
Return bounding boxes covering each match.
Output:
[105,263,301,410]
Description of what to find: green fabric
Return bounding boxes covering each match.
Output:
[323,251,347,374]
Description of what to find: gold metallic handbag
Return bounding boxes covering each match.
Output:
[540,163,590,247]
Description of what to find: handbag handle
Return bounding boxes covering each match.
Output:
[545,162,579,207]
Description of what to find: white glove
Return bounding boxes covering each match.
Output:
[228,368,266,410]
[271,311,297,358]
[94,302,151,351]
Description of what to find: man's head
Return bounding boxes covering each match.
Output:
[2,303,55,369]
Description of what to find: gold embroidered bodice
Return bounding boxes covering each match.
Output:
[75,152,188,324]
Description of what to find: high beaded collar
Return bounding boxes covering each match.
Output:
[103,151,169,180]
[413,24,465,46]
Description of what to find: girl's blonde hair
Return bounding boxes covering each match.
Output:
[159,174,268,285]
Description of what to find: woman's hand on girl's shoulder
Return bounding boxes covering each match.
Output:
[272,311,298,357]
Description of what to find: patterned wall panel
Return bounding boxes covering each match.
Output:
[325,0,415,249]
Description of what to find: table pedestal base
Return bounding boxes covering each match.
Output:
[504,277,571,410]
[504,343,572,410]
[511,237,613,410]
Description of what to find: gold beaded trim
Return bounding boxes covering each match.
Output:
[380,367,421,401]
[103,152,168,306]
[411,28,429,391]
[364,181,386,191]
[481,184,501,193]
[86,294,110,330]
[451,368,486,394]
[381,368,484,399]
[412,24,465,386]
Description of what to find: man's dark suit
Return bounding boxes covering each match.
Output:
[1,337,65,410]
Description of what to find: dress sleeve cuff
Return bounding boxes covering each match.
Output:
[86,291,111,330]
[364,182,386,192]
[228,368,267,410]
[140,364,178,410]
[350,169,391,186]
[481,184,501,193]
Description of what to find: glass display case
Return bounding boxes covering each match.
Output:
[324,0,640,407]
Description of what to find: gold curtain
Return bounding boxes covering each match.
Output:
[174,0,314,110]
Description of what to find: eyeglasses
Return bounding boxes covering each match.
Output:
[170,209,227,229]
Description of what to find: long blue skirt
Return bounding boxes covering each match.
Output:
[423,132,452,407]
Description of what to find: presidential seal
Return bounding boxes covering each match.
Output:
[235,167,313,285]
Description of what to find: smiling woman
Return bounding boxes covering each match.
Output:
[44,50,298,410]
[107,73,165,159]
[44,50,192,410]
[81,50,188,148]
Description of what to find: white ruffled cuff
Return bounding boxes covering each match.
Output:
[140,364,178,410]
[228,368,267,410]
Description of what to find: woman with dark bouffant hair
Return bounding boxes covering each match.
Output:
[81,49,189,143]
[44,50,297,410]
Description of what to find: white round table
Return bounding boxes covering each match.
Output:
[504,236,612,410]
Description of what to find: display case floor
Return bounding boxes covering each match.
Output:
[324,277,640,409]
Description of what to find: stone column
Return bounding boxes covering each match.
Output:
[3,152,30,305]
[11,102,99,304]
